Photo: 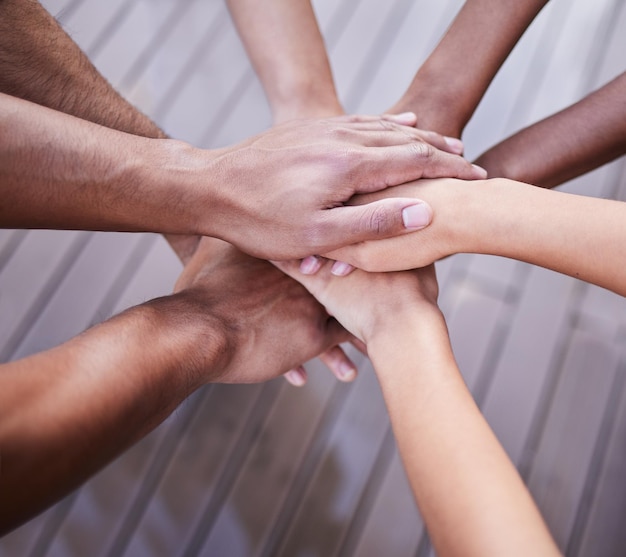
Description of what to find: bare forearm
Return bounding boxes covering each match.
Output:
[0,93,213,235]
[328,178,626,296]
[462,179,626,294]
[226,0,342,123]
[0,294,227,534]
[393,0,548,137]
[0,0,199,260]
[474,72,626,188]
[370,315,559,556]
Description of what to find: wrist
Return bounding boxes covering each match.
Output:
[367,305,450,381]
[138,292,233,387]
[439,178,497,257]
[272,91,344,124]
[138,139,222,237]
[453,177,535,258]
[392,65,469,138]
[367,301,443,357]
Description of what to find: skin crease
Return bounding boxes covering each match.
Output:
[0,238,352,534]
[271,259,561,557]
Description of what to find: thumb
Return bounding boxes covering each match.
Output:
[321,198,433,248]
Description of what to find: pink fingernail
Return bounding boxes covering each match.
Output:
[339,362,356,381]
[444,136,464,154]
[331,261,353,276]
[472,164,488,178]
[300,255,321,275]
[286,370,306,387]
[402,203,432,229]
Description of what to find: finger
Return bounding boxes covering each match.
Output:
[318,345,357,382]
[299,255,323,275]
[351,337,368,356]
[414,129,465,155]
[382,112,418,126]
[332,113,407,124]
[330,261,355,277]
[354,145,486,191]
[284,366,307,387]
[317,198,433,250]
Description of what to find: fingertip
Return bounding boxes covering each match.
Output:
[330,260,354,276]
[444,136,464,155]
[337,361,357,382]
[284,367,307,387]
[472,164,488,179]
[401,202,433,230]
[384,111,417,126]
[300,255,322,275]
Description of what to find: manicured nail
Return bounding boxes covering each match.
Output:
[331,261,353,276]
[444,136,464,154]
[300,255,321,275]
[285,369,306,387]
[472,164,488,178]
[339,362,356,382]
[402,203,432,229]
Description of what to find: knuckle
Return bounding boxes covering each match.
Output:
[332,146,365,175]
[327,125,351,141]
[411,141,435,161]
[357,205,392,237]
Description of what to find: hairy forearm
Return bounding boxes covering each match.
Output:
[474,72,626,188]
[369,314,559,556]
[0,0,199,261]
[226,0,342,123]
[0,294,227,534]
[393,0,548,137]
[0,93,215,235]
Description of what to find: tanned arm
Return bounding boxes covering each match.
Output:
[226,0,343,123]
[474,72,626,188]
[0,238,349,534]
[389,0,549,138]
[0,0,200,261]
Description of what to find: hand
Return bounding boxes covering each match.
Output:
[203,114,486,260]
[319,178,477,272]
[386,98,465,145]
[173,237,355,384]
[272,257,440,346]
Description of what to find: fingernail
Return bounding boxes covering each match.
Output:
[444,136,464,154]
[390,111,416,125]
[331,261,353,276]
[402,203,432,229]
[285,370,306,387]
[300,255,321,275]
[339,362,356,382]
[472,164,488,178]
